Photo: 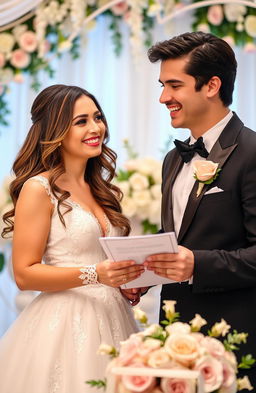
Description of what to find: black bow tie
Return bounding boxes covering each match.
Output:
[174,136,209,163]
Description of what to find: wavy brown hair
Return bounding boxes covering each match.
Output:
[2,84,130,238]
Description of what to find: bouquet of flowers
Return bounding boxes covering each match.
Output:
[114,140,162,234]
[88,301,255,393]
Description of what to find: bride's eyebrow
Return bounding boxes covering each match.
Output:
[72,111,101,121]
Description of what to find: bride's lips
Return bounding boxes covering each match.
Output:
[82,136,101,146]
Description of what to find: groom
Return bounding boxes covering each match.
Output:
[143,31,256,384]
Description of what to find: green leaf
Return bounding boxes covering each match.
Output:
[238,354,256,369]
[142,219,159,234]
[0,253,4,272]
[86,379,106,390]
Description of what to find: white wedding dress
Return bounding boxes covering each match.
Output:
[0,175,138,393]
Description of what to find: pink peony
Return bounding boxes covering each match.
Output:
[10,49,30,69]
[207,5,224,26]
[193,355,223,392]
[18,31,38,52]
[160,377,196,393]
[121,364,157,392]
[111,1,129,16]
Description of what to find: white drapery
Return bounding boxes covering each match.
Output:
[1,14,256,336]
[0,0,43,27]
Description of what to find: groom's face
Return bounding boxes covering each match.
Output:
[158,56,211,135]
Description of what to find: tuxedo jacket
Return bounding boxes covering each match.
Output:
[160,113,256,356]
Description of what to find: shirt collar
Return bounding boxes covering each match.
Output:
[190,111,233,152]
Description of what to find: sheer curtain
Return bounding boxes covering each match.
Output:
[1,14,256,336]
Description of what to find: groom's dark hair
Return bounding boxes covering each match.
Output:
[148,31,237,107]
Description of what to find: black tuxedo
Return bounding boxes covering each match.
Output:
[160,113,256,365]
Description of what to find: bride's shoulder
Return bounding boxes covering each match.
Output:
[21,172,54,205]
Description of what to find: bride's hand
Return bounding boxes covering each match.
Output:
[96,259,144,287]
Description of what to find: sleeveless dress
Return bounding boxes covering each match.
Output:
[0,175,138,393]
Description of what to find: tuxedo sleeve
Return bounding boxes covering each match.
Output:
[192,148,256,293]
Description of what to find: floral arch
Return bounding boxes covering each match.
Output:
[0,0,256,126]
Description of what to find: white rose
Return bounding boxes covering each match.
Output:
[244,15,256,38]
[138,157,161,177]
[124,159,141,172]
[129,172,149,191]
[116,180,130,196]
[0,68,14,84]
[121,196,137,217]
[0,33,15,54]
[135,204,151,221]
[164,333,200,367]
[148,199,161,226]
[193,160,219,182]
[143,338,162,351]
[224,4,247,22]
[147,348,170,368]
[150,184,161,200]
[12,24,27,39]
[133,190,151,207]
[166,322,191,335]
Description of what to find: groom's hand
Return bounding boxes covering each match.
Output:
[120,287,149,306]
[143,245,194,282]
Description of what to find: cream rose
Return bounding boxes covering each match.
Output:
[207,5,223,26]
[160,377,196,393]
[121,196,137,218]
[164,334,199,367]
[133,190,151,207]
[129,173,149,191]
[224,4,246,22]
[10,49,30,69]
[244,15,256,38]
[0,68,14,84]
[200,336,225,358]
[148,199,161,226]
[193,355,223,392]
[147,348,170,368]
[0,33,15,54]
[193,160,219,182]
[18,31,38,52]
[166,322,191,335]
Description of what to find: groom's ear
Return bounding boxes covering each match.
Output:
[206,76,222,99]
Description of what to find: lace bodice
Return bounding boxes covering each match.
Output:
[28,175,121,268]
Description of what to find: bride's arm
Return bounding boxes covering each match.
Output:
[12,180,143,292]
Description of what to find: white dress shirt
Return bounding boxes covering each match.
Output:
[172,111,233,237]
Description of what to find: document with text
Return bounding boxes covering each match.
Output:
[99,232,178,289]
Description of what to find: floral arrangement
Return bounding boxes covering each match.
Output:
[193,2,256,50]
[114,140,162,234]
[0,175,14,272]
[88,301,255,393]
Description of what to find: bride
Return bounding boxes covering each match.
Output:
[0,84,144,393]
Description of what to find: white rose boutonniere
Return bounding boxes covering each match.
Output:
[193,160,221,197]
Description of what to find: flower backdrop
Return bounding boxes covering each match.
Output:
[1,0,256,126]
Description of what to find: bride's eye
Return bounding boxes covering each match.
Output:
[75,118,87,125]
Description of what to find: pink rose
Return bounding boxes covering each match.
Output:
[193,355,223,392]
[200,336,225,359]
[0,52,5,68]
[221,358,236,389]
[111,1,129,16]
[164,334,200,367]
[121,364,157,392]
[118,336,142,366]
[18,31,37,52]
[160,377,196,393]
[10,49,30,69]
[207,5,224,26]
[193,160,219,182]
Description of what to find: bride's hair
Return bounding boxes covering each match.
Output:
[2,84,131,238]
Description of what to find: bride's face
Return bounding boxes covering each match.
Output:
[61,95,106,161]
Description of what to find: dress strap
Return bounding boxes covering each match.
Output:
[27,175,56,206]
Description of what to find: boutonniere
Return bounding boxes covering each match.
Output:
[193,160,221,197]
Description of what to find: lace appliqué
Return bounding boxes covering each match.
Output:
[73,314,87,354]
[79,265,98,285]
[49,361,62,393]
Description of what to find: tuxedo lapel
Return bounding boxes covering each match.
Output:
[177,113,242,243]
[161,150,183,232]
